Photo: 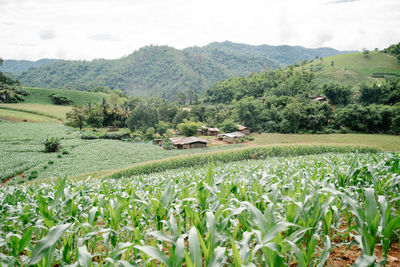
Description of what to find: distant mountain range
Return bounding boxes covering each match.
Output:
[1,42,356,100]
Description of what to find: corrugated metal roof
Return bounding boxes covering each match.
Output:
[170,136,209,145]
[223,132,245,138]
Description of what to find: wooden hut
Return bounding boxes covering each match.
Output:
[237,125,251,135]
[106,126,119,132]
[170,136,209,149]
[222,132,245,143]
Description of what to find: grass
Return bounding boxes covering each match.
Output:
[251,133,400,151]
[0,103,71,121]
[308,51,400,86]
[0,108,60,123]
[22,87,107,105]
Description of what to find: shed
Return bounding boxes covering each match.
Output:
[222,131,245,143]
[237,125,251,135]
[170,136,209,149]
[312,96,327,102]
[106,126,119,132]
[207,128,220,136]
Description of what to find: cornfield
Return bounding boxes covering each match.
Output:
[0,152,399,266]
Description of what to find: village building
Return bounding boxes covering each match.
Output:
[106,126,119,132]
[237,125,251,135]
[312,96,328,102]
[222,131,245,143]
[200,126,220,136]
[170,136,209,149]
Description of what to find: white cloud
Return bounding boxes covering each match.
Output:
[0,0,399,60]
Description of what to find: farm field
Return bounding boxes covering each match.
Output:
[252,133,400,151]
[22,87,107,105]
[0,103,71,121]
[309,51,400,86]
[1,152,399,266]
[0,122,243,183]
[0,108,60,123]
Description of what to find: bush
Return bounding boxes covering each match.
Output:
[81,131,98,140]
[221,119,238,133]
[43,137,61,153]
[162,139,176,150]
[28,170,38,180]
[246,135,255,141]
[177,120,202,136]
[49,94,73,105]
[99,132,130,140]
[61,150,70,155]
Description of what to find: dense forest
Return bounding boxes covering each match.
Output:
[0,58,29,103]
[15,42,352,100]
[65,49,400,137]
[0,58,58,75]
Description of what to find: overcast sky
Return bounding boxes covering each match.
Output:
[1,0,399,60]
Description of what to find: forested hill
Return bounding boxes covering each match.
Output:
[0,58,58,75]
[16,42,353,100]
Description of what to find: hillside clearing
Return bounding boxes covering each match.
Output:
[0,103,71,121]
[0,108,60,123]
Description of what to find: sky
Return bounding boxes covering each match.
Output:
[1,0,399,60]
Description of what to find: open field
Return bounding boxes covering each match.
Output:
[0,108,60,123]
[22,87,107,105]
[309,51,400,86]
[0,122,243,183]
[0,103,71,121]
[252,132,400,151]
[1,152,399,266]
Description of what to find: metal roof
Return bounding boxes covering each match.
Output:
[223,132,245,138]
[170,136,209,145]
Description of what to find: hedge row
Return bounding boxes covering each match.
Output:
[109,144,380,179]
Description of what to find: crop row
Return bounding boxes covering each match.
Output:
[1,152,399,266]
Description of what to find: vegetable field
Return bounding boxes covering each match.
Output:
[1,152,400,266]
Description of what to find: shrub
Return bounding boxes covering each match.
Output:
[61,150,70,155]
[99,132,130,140]
[177,120,202,136]
[162,139,175,150]
[27,170,38,180]
[43,137,61,153]
[221,119,238,133]
[246,135,255,141]
[81,131,98,140]
[49,94,73,105]
[48,160,54,165]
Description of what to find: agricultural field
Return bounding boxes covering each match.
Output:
[22,87,107,105]
[0,122,243,183]
[1,152,399,266]
[0,108,60,123]
[308,51,400,86]
[0,103,70,121]
[252,133,400,152]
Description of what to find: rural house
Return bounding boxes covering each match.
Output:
[106,126,119,132]
[200,126,220,136]
[222,131,245,143]
[170,136,209,149]
[238,125,251,135]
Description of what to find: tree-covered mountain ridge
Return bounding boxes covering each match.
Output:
[13,41,354,100]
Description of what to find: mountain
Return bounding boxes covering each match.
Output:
[16,42,354,100]
[0,59,59,75]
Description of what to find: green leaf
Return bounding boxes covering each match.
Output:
[353,254,376,267]
[205,162,214,186]
[28,223,72,265]
[316,236,331,267]
[207,246,227,267]
[173,237,184,267]
[78,245,92,267]
[230,237,242,267]
[17,227,33,255]
[189,227,202,267]
[135,246,171,267]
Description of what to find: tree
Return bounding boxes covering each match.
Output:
[156,121,169,135]
[362,48,370,58]
[323,83,352,106]
[86,110,103,130]
[66,105,87,130]
[0,58,3,66]
[221,119,238,133]
[177,120,202,136]
[126,101,159,132]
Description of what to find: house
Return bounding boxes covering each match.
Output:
[312,96,327,102]
[222,131,245,143]
[237,125,251,135]
[200,126,220,136]
[153,138,163,146]
[170,136,209,149]
[106,126,119,132]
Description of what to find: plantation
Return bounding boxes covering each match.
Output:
[0,122,243,183]
[0,152,399,266]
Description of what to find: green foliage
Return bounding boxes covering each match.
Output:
[162,138,175,150]
[221,118,238,133]
[177,120,202,136]
[156,121,169,135]
[383,42,400,62]
[126,101,159,132]
[322,83,352,105]
[80,131,98,140]
[49,94,73,105]
[43,137,61,153]
[65,105,86,130]
[145,127,155,140]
